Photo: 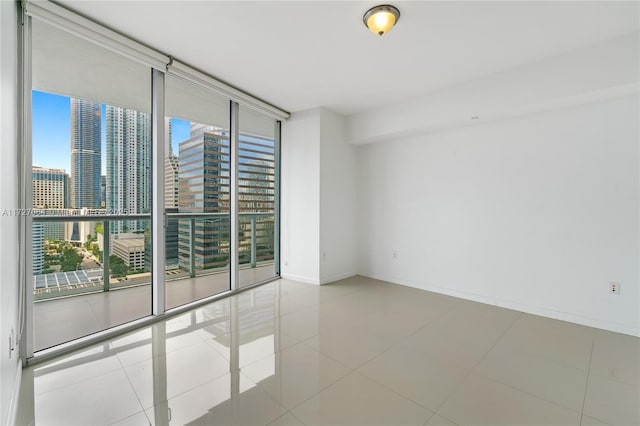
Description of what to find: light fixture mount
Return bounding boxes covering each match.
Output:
[363,4,401,36]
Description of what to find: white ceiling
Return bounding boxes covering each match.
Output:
[60,1,639,115]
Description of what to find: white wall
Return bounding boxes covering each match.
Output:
[281,109,321,284]
[281,108,358,285]
[319,108,358,283]
[347,32,639,146]
[357,95,639,336]
[0,0,23,423]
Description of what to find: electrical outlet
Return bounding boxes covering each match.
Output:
[283,260,288,266]
[609,282,620,295]
[392,250,398,259]
[322,252,327,260]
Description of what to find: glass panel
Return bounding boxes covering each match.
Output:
[31,20,152,351]
[27,282,283,426]
[238,106,278,288]
[165,76,231,309]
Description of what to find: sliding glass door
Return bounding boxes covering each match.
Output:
[26,10,281,356]
[237,106,279,288]
[31,20,153,351]
[165,76,231,309]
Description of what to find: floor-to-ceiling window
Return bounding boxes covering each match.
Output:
[25,4,283,358]
[237,106,279,288]
[31,20,153,351]
[164,75,231,309]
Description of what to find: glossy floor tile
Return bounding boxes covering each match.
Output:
[590,329,640,387]
[437,373,582,425]
[583,373,640,425]
[18,276,640,426]
[357,346,469,412]
[475,343,589,412]
[290,372,433,425]
[242,342,351,410]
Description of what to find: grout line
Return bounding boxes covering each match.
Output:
[430,310,524,416]
[106,410,151,426]
[476,370,584,417]
[286,410,307,426]
[343,370,435,423]
[32,353,124,398]
[423,412,461,426]
[253,334,356,414]
[116,350,150,422]
[472,310,523,369]
[355,363,438,419]
[457,310,594,417]
[423,412,436,426]
[579,338,595,426]
[271,410,308,426]
[278,366,356,415]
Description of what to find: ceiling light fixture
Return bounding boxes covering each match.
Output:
[363,4,400,36]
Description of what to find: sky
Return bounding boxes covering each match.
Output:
[32,91,190,174]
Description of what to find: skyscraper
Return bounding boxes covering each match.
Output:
[32,222,44,275]
[165,152,179,209]
[146,118,180,271]
[178,123,230,272]
[164,118,177,206]
[70,98,101,209]
[32,165,69,241]
[100,175,106,208]
[164,119,180,267]
[105,105,152,233]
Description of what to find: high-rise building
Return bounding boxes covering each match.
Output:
[100,175,106,208]
[32,166,69,241]
[178,123,230,272]
[32,222,44,275]
[32,166,69,209]
[145,118,180,271]
[165,154,179,209]
[105,105,152,234]
[70,98,101,209]
[164,119,180,267]
[165,118,178,209]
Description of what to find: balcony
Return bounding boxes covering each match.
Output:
[32,212,277,352]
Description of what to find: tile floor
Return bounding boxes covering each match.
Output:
[17,276,640,426]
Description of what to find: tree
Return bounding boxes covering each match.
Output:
[85,234,97,249]
[109,255,128,278]
[91,245,102,262]
[60,247,83,272]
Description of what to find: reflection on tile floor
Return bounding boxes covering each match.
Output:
[18,276,640,425]
[33,265,275,351]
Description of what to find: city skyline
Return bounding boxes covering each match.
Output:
[33,91,190,174]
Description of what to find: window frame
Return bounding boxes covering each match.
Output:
[20,2,285,364]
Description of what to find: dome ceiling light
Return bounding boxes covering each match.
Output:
[363,4,401,36]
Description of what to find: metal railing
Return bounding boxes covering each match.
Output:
[32,212,275,299]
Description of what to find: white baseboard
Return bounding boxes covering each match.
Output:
[281,271,358,286]
[280,273,320,285]
[320,271,358,285]
[360,271,640,337]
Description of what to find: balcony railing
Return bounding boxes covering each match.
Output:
[32,212,275,300]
